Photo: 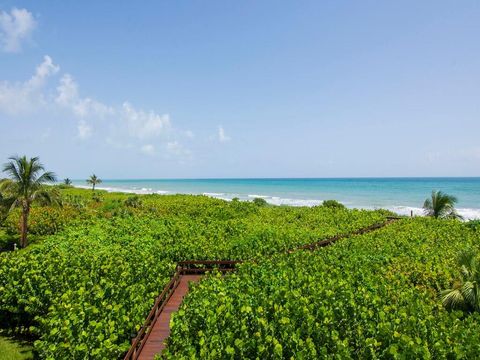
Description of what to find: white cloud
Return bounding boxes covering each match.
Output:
[0,55,59,115]
[56,74,114,118]
[218,126,231,142]
[77,120,92,139]
[29,55,60,88]
[140,144,155,156]
[122,102,170,139]
[55,74,78,106]
[0,8,37,53]
[1,56,193,161]
[166,141,191,157]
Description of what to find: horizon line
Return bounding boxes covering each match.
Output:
[69,176,480,181]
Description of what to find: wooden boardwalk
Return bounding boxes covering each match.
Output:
[138,275,201,360]
[125,219,400,360]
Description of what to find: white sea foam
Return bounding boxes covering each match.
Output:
[386,206,424,217]
[74,185,168,195]
[248,194,269,199]
[456,208,480,220]
[384,206,480,220]
[266,197,323,207]
[202,192,225,196]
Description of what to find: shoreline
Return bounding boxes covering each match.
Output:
[72,184,480,220]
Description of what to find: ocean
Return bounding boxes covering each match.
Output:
[73,178,480,220]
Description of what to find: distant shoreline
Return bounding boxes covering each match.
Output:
[71,176,480,181]
[72,179,480,220]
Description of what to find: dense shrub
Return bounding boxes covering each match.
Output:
[164,219,480,359]
[252,197,268,206]
[0,230,174,359]
[0,190,387,359]
[124,195,143,208]
[466,219,480,232]
[322,199,346,209]
[3,206,82,236]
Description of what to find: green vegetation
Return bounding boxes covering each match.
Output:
[0,187,388,359]
[124,195,143,208]
[322,199,346,209]
[63,178,72,186]
[0,228,17,250]
[466,219,480,232]
[0,333,33,360]
[441,249,480,312]
[252,197,268,206]
[423,190,461,219]
[86,174,102,191]
[0,172,477,359]
[163,219,480,359]
[1,156,57,248]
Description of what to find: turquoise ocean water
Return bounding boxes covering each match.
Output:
[73,178,480,220]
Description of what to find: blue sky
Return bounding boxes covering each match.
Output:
[0,1,479,179]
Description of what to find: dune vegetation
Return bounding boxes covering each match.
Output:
[0,186,391,359]
[0,157,478,359]
[164,218,480,359]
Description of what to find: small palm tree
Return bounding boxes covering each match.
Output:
[86,174,102,191]
[441,250,480,312]
[423,190,462,219]
[1,156,57,248]
[64,178,72,186]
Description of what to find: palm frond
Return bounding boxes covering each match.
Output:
[2,155,57,204]
[8,198,21,212]
[86,174,101,185]
[447,210,463,220]
[2,156,22,183]
[423,198,433,216]
[423,190,459,219]
[461,281,476,307]
[36,171,57,184]
[442,250,480,312]
[33,188,62,207]
[458,250,476,270]
[441,288,465,310]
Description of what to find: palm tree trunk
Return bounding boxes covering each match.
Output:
[92,184,95,191]
[20,203,29,248]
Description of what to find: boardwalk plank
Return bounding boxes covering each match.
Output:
[138,275,201,360]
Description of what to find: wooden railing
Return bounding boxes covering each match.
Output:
[124,267,182,360]
[124,260,243,360]
[178,260,243,274]
[124,217,401,359]
[291,217,399,252]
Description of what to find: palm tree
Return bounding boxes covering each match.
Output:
[86,174,102,191]
[64,178,72,186]
[423,190,462,219]
[1,156,57,248]
[441,249,480,312]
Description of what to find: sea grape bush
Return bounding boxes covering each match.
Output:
[0,228,174,359]
[252,197,268,206]
[0,189,388,359]
[3,205,85,236]
[163,219,480,359]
